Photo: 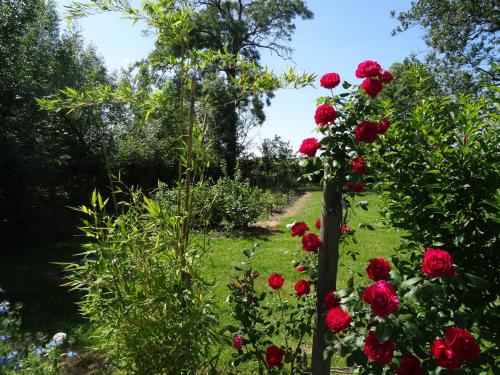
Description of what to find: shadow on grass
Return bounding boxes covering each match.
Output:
[225,226,284,241]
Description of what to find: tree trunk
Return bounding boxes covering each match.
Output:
[311,180,343,375]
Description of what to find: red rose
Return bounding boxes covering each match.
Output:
[302,233,321,252]
[266,345,284,368]
[291,221,309,237]
[340,225,351,235]
[431,339,461,369]
[351,156,367,174]
[361,78,383,98]
[363,332,394,365]
[314,103,337,126]
[362,280,399,317]
[268,273,284,290]
[315,218,321,230]
[346,181,365,193]
[355,60,382,78]
[397,354,422,375]
[445,327,480,362]
[325,307,352,333]
[320,72,341,89]
[299,137,321,157]
[355,121,379,143]
[233,335,243,349]
[378,118,391,134]
[294,279,311,296]
[366,258,391,281]
[296,265,306,273]
[421,248,455,278]
[323,290,340,309]
[379,69,394,83]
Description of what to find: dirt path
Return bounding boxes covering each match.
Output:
[253,191,313,229]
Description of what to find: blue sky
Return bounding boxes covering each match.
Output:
[56,0,427,153]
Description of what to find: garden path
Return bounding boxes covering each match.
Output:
[254,191,313,229]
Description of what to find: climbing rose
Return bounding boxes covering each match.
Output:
[379,69,394,83]
[340,225,351,234]
[314,103,337,126]
[266,345,284,368]
[397,354,423,375]
[315,218,321,230]
[294,279,311,296]
[299,137,321,157]
[233,335,243,349]
[445,328,480,362]
[351,156,367,174]
[325,307,352,333]
[291,221,309,237]
[355,121,379,143]
[347,181,365,193]
[378,118,391,134]
[268,273,284,290]
[355,60,382,78]
[323,290,340,309]
[320,72,341,89]
[421,248,455,278]
[431,339,461,369]
[361,78,383,98]
[366,258,391,281]
[302,233,321,252]
[362,280,399,317]
[363,332,394,365]
[296,265,306,273]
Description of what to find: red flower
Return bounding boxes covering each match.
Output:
[355,121,379,143]
[397,354,422,375]
[346,181,365,193]
[315,218,321,230]
[323,290,340,309]
[363,332,394,365]
[379,69,394,83]
[340,225,351,234]
[355,60,382,78]
[294,279,311,296]
[302,233,321,252]
[320,72,341,89]
[378,118,391,134]
[366,258,391,281]
[351,156,367,174]
[362,280,399,317]
[291,221,309,237]
[233,335,243,349]
[361,78,383,98]
[445,328,480,362]
[299,138,321,157]
[314,103,337,126]
[325,307,352,333]
[431,339,461,369]
[296,265,306,273]
[268,273,284,290]
[266,345,284,368]
[421,248,455,278]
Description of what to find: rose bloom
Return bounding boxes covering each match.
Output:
[320,72,341,89]
[325,307,352,333]
[302,233,321,252]
[314,103,337,126]
[379,69,394,83]
[299,137,321,157]
[351,156,367,174]
[296,265,306,273]
[340,225,351,234]
[396,354,423,375]
[366,258,391,281]
[266,345,284,368]
[362,280,399,317]
[361,78,384,98]
[355,60,382,78]
[363,332,394,365]
[431,339,461,369]
[355,120,379,143]
[294,279,311,296]
[268,273,284,290]
[346,181,365,193]
[323,290,340,309]
[233,335,243,349]
[315,218,321,230]
[445,327,480,362]
[378,118,391,134]
[290,221,309,237]
[421,248,455,278]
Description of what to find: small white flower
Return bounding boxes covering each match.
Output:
[286,222,296,229]
[52,332,67,345]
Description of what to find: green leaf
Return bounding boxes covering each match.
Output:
[376,322,393,341]
[400,277,422,290]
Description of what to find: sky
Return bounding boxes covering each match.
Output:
[55,0,428,153]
